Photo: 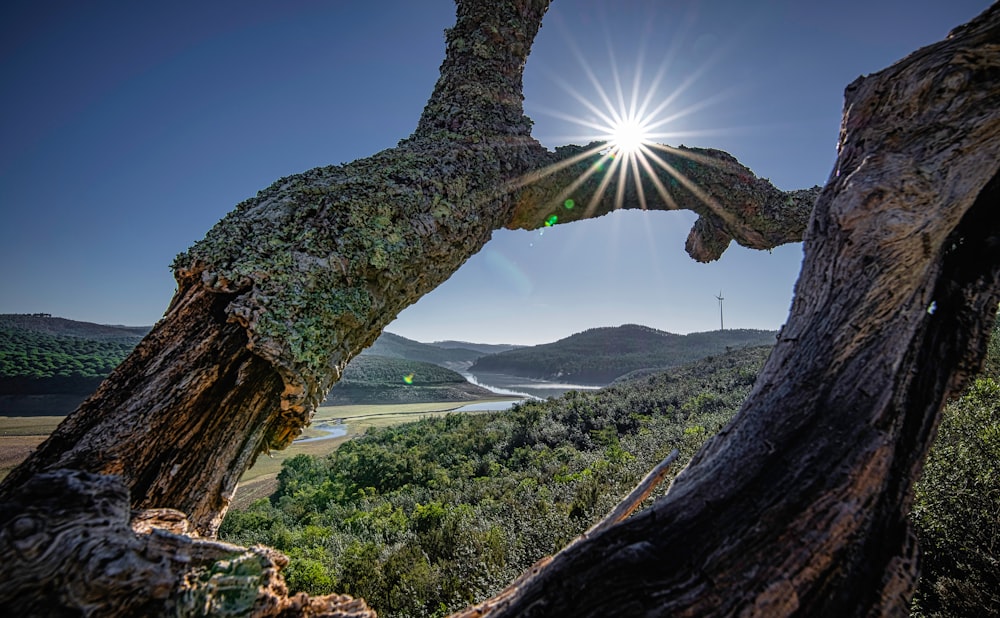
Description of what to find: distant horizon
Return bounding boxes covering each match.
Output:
[7,311,777,348]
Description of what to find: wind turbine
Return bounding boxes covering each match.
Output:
[716,291,725,331]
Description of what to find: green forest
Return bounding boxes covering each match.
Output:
[0,328,135,378]
[0,316,144,393]
[336,356,469,386]
[223,337,999,617]
[362,332,485,366]
[221,346,765,615]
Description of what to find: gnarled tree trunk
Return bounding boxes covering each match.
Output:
[1,0,998,615]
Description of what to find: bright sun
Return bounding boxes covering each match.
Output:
[516,34,727,219]
[608,117,650,155]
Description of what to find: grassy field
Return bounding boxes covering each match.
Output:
[0,398,519,500]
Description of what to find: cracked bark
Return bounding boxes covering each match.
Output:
[1,0,997,616]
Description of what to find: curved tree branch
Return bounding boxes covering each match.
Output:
[0,0,809,538]
[507,142,819,261]
[1,0,551,536]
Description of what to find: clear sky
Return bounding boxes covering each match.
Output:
[0,1,989,345]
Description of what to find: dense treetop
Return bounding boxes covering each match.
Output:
[222,346,770,616]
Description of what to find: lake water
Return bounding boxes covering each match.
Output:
[295,422,348,443]
[297,373,606,443]
[463,372,604,400]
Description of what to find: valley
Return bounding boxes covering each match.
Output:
[0,312,995,615]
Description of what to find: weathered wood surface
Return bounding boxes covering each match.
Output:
[1,0,997,615]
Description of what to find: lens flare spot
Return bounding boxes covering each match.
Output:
[403,373,414,385]
[545,215,559,226]
[564,199,575,209]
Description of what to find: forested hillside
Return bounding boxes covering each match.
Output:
[0,314,147,394]
[221,346,771,616]
[323,355,498,404]
[469,324,776,384]
[0,316,488,400]
[430,340,522,355]
[361,332,483,367]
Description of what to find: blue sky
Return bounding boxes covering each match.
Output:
[0,1,989,345]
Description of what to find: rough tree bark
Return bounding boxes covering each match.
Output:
[1,0,997,615]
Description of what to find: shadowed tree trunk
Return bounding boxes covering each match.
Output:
[1,0,998,616]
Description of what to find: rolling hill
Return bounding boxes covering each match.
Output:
[430,340,523,355]
[359,331,484,368]
[1,315,774,410]
[323,355,498,404]
[0,315,506,410]
[469,324,777,384]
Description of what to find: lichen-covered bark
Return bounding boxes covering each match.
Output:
[173,0,552,432]
[0,0,815,542]
[508,142,820,262]
[0,0,551,537]
[0,281,284,534]
[457,4,1000,616]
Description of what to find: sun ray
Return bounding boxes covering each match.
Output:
[634,53,673,123]
[509,142,609,191]
[641,145,742,229]
[552,154,613,206]
[514,11,753,232]
[646,142,737,172]
[606,39,630,129]
[628,151,648,211]
[614,150,630,211]
[644,86,740,136]
[559,30,625,127]
[636,152,681,211]
[584,153,624,219]
[542,74,622,131]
